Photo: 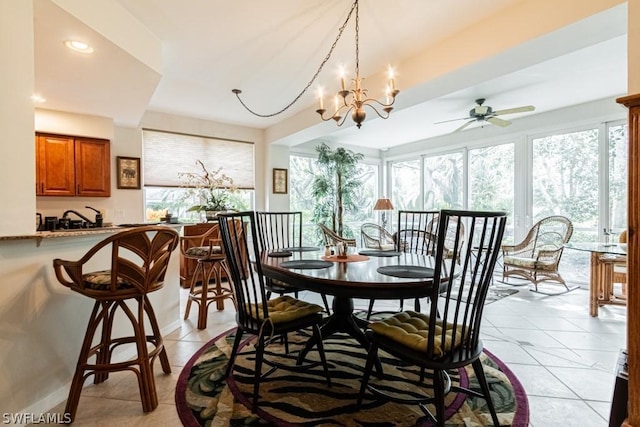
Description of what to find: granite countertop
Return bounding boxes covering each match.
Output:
[0,223,184,243]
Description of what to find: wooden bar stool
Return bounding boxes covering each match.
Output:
[181,222,235,329]
[52,226,180,423]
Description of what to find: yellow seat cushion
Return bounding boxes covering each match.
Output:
[370,311,464,357]
[246,295,322,324]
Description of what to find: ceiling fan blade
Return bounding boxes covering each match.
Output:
[454,120,475,132]
[487,117,511,127]
[434,116,472,124]
[493,105,535,115]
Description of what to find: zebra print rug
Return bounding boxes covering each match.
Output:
[176,328,529,426]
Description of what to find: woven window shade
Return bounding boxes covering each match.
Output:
[143,129,255,189]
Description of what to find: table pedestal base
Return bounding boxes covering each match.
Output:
[297,296,382,376]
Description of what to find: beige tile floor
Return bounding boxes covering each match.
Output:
[39,281,626,427]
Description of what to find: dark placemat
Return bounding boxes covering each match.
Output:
[281,260,333,269]
[358,250,401,257]
[268,250,293,257]
[282,246,321,252]
[377,265,435,279]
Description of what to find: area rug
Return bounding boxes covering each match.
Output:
[176,328,529,426]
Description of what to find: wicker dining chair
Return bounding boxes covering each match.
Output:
[218,211,331,412]
[501,215,576,295]
[357,210,507,427]
[256,211,331,313]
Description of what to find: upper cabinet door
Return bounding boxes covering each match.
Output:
[75,137,111,197]
[36,134,75,196]
[35,133,111,197]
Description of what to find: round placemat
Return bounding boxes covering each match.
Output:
[282,246,321,252]
[268,250,293,257]
[358,250,402,257]
[377,265,435,278]
[280,260,333,269]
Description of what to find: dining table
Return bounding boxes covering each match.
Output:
[259,247,448,368]
[565,242,627,317]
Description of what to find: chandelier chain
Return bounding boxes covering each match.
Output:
[354,0,359,77]
[233,0,359,118]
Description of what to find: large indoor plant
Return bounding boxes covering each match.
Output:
[311,142,364,237]
[180,160,236,219]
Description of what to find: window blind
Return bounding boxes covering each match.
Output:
[143,129,255,189]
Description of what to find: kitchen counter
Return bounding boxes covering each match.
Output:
[0,223,183,244]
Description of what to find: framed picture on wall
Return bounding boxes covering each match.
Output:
[116,156,141,189]
[273,168,288,194]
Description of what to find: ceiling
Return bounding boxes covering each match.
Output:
[33,0,628,151]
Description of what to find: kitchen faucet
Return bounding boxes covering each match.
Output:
[62,209,96,227]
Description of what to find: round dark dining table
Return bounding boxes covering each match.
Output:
[260,247,448,363]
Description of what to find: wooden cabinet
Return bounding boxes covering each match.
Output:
[36,133,111,197]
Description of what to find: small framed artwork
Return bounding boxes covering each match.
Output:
[116,156,141,189]
[273,168,288,194]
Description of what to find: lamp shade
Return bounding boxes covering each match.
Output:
[373,198,394,211]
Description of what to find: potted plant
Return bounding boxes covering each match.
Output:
[311,142,364,237]
[180,160,236,220]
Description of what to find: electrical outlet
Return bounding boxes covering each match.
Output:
[114,209,125,218]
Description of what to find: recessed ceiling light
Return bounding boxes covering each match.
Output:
[64,40,94,53]
[31,94,46,103]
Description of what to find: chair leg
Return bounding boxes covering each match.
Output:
[144,295,171,374]
[414,297,421,312]
[94,301,115,384]
[65,301,104,423]
[312,324,331,387]
[433,370,446,427]
[321,294,331,314]
[252,334,266,412]
[472,359,500,427]
[184,261,204,320]
[366,299,375,320]
[356,341,378,409]
[225,329,244,378]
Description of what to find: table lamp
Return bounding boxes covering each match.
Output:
[373,197,394,230]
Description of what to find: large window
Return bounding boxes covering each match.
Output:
[609,123,628,232]
[468,143,515,241]
[424,152,463,210]
[143,129,255,222]
[290,154,378,245]
[391,159,421,210]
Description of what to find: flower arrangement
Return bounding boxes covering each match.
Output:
[180,160,236,212]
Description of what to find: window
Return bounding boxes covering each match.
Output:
[608,123,628,233]
[468,143,515,241]
[290,154,378,245]
[142,129,255,222]
[423,152,463,210]
[391,159,421,210]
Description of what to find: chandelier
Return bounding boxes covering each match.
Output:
[232,0,399,129]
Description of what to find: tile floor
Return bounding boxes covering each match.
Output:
[40,281,626,426]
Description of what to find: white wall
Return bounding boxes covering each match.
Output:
[1,1,36,237]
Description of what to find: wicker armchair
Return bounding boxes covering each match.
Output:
[318,223,356,247]
[361,223,396,250]
[502,215,576,294]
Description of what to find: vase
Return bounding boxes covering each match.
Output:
[205,211,221,221]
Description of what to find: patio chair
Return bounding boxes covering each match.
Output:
[361,222,396,250]
[357,210,506,427]
[501,215,577,295]
[318,223,357,247]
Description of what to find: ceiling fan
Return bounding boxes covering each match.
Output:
[436,98,535,133]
